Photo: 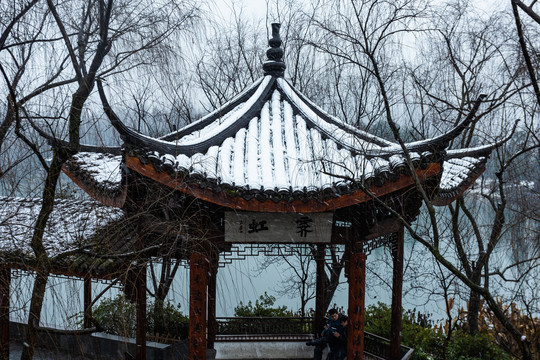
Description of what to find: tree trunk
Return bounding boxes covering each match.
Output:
[0,103,15,155]
[467,275,482,335]
[21,151,65,360]
[0,265,10,360]
[467,263,483,335]
[20,267,49,360]
[153,299,165,337]
[151,257,180,337]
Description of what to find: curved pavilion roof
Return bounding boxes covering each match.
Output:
[62,23,502,213]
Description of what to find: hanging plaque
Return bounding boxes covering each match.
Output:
[224,211,333,243]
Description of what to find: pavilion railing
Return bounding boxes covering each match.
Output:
[216,316,313,341]
[215,317,414,360]
[364,332,414,360]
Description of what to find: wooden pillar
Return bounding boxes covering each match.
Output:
[136,263,147,360]
[0,265,10,360]
[83,277,92,329]
[348,252,366,360]
[189,250,209,360]
[390,228,404,359]
[207,255,218,350]
[314,244,326,336]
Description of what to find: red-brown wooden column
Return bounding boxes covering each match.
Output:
[0,265,10,360]
[390,228,404,359]
[314,244,326,336]
[189,250,209,360]
[83,277,92,329]
[136,264,147,360]
[348,252,366,360]
[207,254,218,350]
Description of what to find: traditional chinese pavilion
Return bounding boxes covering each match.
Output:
[0,23,504,360]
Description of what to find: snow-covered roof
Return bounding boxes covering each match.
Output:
[62,23,498,212]
[0,197,131,276]
[138,77,430,183]
[109,74,454,209]
[105,74,484,210]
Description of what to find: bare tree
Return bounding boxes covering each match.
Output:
[0,1,201,358]
[267,0,539,357]
[194,10,264,110]
[511,0,540,105]
[256,246,315,317]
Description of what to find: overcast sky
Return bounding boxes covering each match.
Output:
[212,0,508,24]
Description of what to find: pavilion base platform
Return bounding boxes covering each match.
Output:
[213,341,383,360]
[214,341,320,360]
[212,330,414,360]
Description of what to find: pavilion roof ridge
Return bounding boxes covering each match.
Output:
[433,155,488,206]
[95,20,490,162]
[275,78,396,149]
[444,119,518,160]
[158,77,266,142]
[99,76,279,156]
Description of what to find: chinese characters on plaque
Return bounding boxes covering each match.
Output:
[224,211,332,243]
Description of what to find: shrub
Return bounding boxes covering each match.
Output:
[91,295,189,340]
[446,330,511,360]
[147,300,189,340]
[477,299,540,359]
[234,292,291,317]
[364,302,392,338]
[221,293,300,336]
[364,302,513,360]
[92,294,137,337]
[364,302,441,360]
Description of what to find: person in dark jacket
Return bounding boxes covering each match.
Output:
[328,315,348,360]
[306,309,343,360]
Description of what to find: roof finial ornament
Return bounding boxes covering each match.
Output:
[263,23,286,77]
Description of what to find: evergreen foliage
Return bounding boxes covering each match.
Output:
[91,295,189,340]
[233,292,291,317]
[365,302,511,360]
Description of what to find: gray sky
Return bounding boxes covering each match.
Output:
[212,0,508,23]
